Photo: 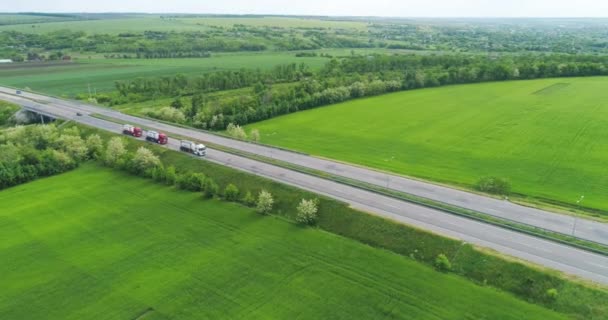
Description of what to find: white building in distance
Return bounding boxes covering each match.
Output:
[0,59,13,63]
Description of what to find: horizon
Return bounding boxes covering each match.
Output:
[5,0,608,18]
[3,12,608,20]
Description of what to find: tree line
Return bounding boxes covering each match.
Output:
[106,52,608,130]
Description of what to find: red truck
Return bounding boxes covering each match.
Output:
[122,124,142,137]
[146,130,168,145]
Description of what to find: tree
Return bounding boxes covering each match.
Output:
[189,93,204,119]
[250,129,260,142]
[241,190,256,207]
[57,134,88,162]
[226,123,248,140]
[296,198,319,225]
[131,147,161,175]
[256,190,274,214]
[435,254,452,272]
[86,134,104,159]
[224,183,240,201]
[202,178,219,198]
[104,137,127,167]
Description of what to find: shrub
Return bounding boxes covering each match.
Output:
[104,137,127,167]
[242,191,256,207]
[56,134,88,162]
[149,107,186,124]
[435,253,452,272]
[224,183,240,201]
[256,190,274,214]
[164,165,177,185]
[546,288,558,300]
[130,147,161,175]
[86,134,104,159]
[250,129,260,142]
[150,165,166,183]
[296,198,319,225]
[226,123,248,140]
[177,172,206,191]
[202,178,219,198]
[475,176,511,195]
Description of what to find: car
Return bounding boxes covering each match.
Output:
[76,112,83,116]
[16,90,21,95]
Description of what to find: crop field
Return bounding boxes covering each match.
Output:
[0,16,366,34]
[248,77,608,212]
[0,53,329,96]
[0,165,567,320]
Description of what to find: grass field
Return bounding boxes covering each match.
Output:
[247,77,608,212]
[0,164,568,320]
[0,53,329,96]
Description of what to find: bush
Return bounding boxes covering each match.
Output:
[130,147,161,175]
[224,183,240,201]
[202,178,219,198]
[256,190,274,214]
[296,198,319,225]
[226,123,248,140]
[164,165,177,185]
[435,253,452,272]
[250,129,260,142]
[150,165,166,183]
[177,172,206,191]
[104,137,127,167]
[475,176,511,195]
[149,107,186,124]
[546,288,558,300]
[86,134,104,159]
[242,191,256,207]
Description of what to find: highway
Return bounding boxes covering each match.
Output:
[2,89,608,285]
[3,86,607,246]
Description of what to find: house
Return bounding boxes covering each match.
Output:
[0,59,13,64]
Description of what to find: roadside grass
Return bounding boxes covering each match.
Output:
[0,164,570,320]
[76,124,608,319]
[247,77,608,214]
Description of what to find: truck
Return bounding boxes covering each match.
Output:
[122,124,142,137]
[146,130,168,145]
[180,140,206,157]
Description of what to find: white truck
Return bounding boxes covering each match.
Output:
[180,140,206,157]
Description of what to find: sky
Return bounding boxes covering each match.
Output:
[5,0,608,18]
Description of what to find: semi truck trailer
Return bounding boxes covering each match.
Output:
[146,130,168,145]
[122,124,142,137]
[180,140,206,156]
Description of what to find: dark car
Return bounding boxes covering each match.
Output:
[76,112,83,116]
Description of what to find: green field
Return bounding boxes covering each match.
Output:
[248,77,608,212]
[0,16,366,34]
[0,53,329,96]
[0,164,567,319]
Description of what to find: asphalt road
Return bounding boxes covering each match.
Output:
[2,89,608,284]
[4,87,606,246]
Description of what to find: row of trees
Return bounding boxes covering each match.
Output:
[0,124,319,225]
[99,135,318,224]
[0,125,103,189]
[103,52,608,130]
